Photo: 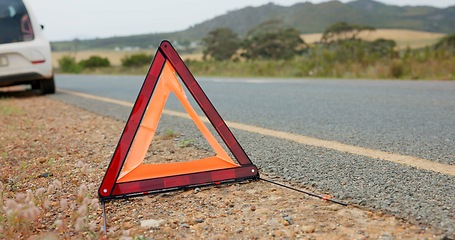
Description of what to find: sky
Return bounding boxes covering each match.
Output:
[27,0,454,41]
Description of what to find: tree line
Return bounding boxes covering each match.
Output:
[203,21,454,62]
[199,21,454,79]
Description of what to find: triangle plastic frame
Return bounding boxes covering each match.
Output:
[98,40,259,200]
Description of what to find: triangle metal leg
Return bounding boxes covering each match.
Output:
[101,200,107,237]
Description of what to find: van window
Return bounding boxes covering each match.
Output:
[0,0,34,44]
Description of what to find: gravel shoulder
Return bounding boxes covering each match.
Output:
[0,91,448,239]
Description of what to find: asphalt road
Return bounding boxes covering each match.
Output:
[50,74,455,235]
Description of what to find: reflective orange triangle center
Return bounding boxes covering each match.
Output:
[117,61,238,183]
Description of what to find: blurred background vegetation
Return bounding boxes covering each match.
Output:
[53,0,455,80]
[56,21,455,80]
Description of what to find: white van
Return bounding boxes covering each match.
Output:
[0,0,55,94]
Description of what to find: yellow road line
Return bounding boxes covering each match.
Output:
[58,89,455,177]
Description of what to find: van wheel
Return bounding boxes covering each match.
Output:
[32,77,56,94]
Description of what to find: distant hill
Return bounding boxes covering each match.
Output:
[51,0,454,51]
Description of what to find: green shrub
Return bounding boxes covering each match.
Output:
[79,55,110,68]
[121,53,152,67]
[58,55,82,73]
[389,60,404,79]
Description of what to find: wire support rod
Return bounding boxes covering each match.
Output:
[101,200,108,237]
[260,177,348,206]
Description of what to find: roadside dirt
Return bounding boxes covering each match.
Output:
[0,91,447,239]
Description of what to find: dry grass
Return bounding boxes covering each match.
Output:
[0,94,106,238]
[301,28,446,49]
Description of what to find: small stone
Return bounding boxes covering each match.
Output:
[327,205,340,211]
[140,219,165,228]
[283,216,294,225]
[180,223,190,228]
[250,205,256,211]
[302,225,315,233]
[38,172,52,178]
[195,218,204,223]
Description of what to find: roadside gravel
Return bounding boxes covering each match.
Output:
[0,91,449,239]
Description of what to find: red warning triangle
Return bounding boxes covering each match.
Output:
[99,40,259,200]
